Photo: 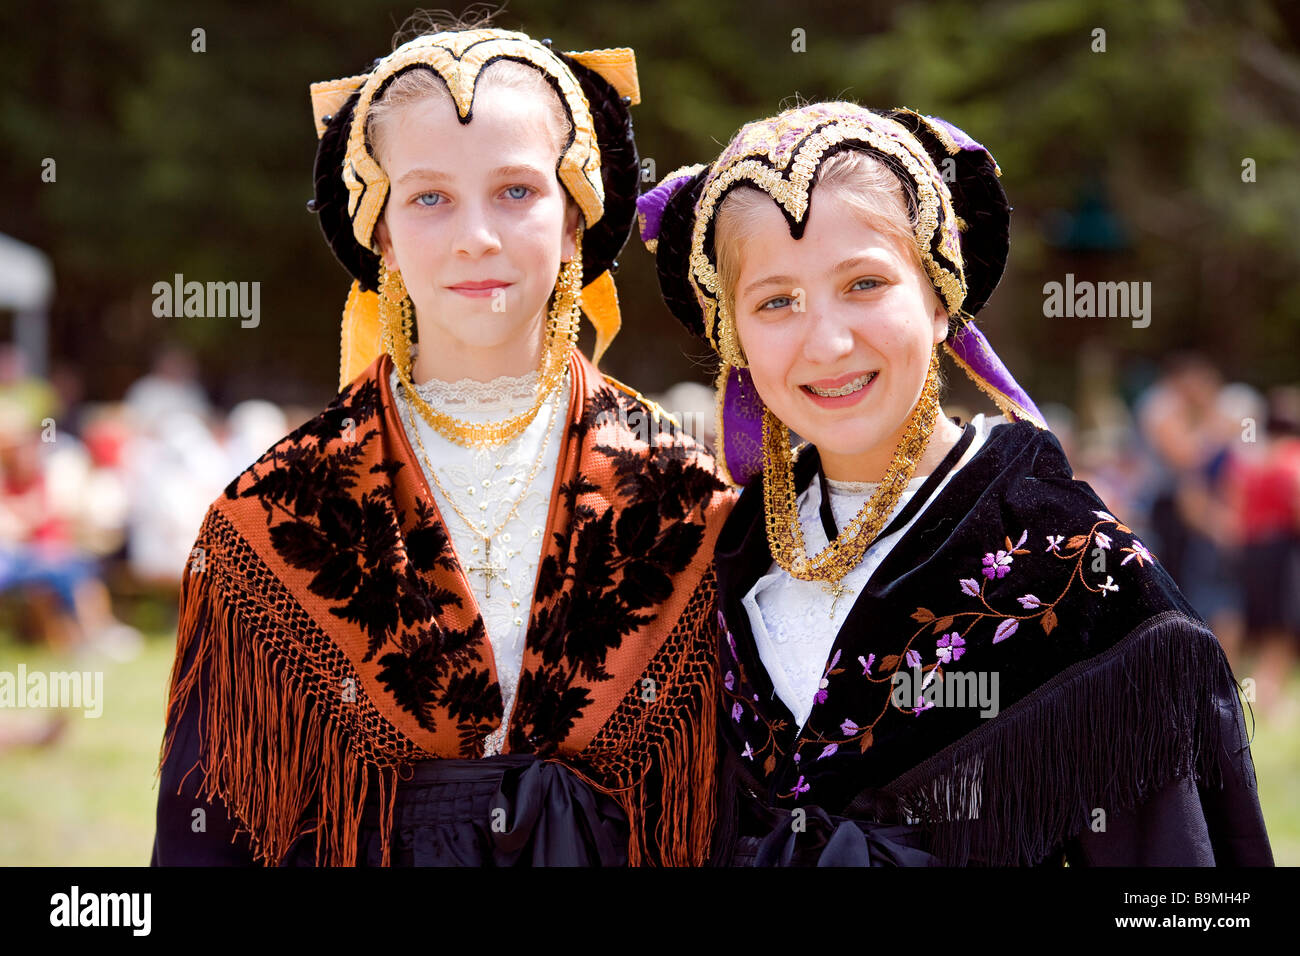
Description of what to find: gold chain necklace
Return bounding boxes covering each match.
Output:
[380,225,583,449]
[763,347,942,617]
[401,369,564,599]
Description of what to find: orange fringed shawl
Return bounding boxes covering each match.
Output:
[158,348,734,865]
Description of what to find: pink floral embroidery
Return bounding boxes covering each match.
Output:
[982,550,1014,579]
[993,618,1019,643]
[936,632,965,662]
[1121,540,1155,567]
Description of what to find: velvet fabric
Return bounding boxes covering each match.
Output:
[711,420,1274,866]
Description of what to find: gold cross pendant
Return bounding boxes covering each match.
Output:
[466,538,506,599]
[822,579,848,618]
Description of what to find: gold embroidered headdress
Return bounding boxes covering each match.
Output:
[307,28,642,390]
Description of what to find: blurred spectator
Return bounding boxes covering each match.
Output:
[122,407,229,588]
[1226,385,1300,718]
[1135,353,1245,662]
[0,396,142,659]
[0,342,58,432]
[222,399,288,478]
[121,345,231,588]
[122,344,209,433]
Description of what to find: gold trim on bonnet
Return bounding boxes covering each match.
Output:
[567,48,640,105]
[687,108,967,369]
[891,107,1004,178]
[713,363,738,488]
[309,74,369,140]
[336,29,613,255]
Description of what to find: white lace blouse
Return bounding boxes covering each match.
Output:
[742,413,1008,730]
[390,362,571,756]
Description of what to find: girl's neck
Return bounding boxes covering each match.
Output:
[817,408,964,483]
[410,321,545,385]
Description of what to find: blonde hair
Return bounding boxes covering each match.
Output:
[714,149,922,314]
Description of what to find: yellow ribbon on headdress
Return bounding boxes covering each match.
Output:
[312,37,637,390]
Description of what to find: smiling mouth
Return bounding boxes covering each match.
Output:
[802,371,878,397]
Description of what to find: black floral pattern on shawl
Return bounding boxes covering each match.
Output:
[225,375,502,742]
[510,384,727,755]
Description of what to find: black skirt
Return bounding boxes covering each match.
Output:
[279,754,631,867]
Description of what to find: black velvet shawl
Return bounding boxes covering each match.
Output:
[712,420,1274,866]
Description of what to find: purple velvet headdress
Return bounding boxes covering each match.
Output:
[637,104,1046,487]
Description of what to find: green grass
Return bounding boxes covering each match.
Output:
[1,629,1297,866]
[0,632,175,866]
[1243,669,1300,866]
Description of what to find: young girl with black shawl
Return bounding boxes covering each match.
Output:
[637,102,1273,866]
[151,23,732,867]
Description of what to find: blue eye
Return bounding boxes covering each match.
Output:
[414,192,445,207]
[504,185,532,200]
[759,295,792,311]
[851,278,881,291]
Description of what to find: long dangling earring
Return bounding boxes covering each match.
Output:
[544,223,584,371]
[378,263,415,381]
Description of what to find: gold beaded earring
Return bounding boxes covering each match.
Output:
[378,263,415,381]
[544,224,584,365]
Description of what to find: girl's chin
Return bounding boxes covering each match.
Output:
[421,315,545,347]
[804,439,884,462]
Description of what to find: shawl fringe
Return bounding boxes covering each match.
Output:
[158,534,399,867]
[850,610,1250,866]
[576,654,719,867]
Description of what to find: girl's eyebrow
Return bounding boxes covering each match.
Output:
[393,164,548,186]
[741,252,895,298]
[741,274,797,298]
[394,167,451,186]
[490,164,549,180]
[830,252,893,273]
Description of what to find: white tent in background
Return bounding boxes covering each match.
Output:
[0,231,54,378]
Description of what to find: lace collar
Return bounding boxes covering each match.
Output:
[824,473,929,497]
[394,366,554,418]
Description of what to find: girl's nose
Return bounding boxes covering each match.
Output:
[452,205,503,257]
[800,301,855,364]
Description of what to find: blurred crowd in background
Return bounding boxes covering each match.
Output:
[0,342,296,678]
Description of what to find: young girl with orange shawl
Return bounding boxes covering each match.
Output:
[151,22,733,867]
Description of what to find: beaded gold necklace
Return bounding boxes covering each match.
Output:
[401,369,564,599]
